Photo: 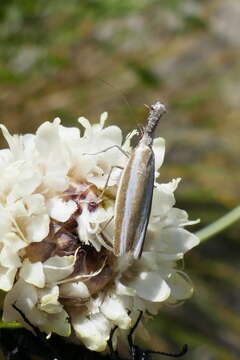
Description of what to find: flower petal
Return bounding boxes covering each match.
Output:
[146,227,199,255]
[19,260,45,288]
[47,198,77,222]
[167,271,193,301]
[101,293,131,329]
[0,245,21,269]
[163,208,200,228]
[3,279,38,323]
[150,179,181,218]
[43,255,75,283]
[0,205,12,237]
[100,112,108,128]
[43,309,71,337]
[128,271,171,302]
[26,214,50,243]
[115,280,136,297]
[36,121,70,191]
[39,285,62,314]
[59,124,81,141]
[71,310,111,352]
[153,137,165,171]
[3,233,26,253]
[0,267,18,291]
[60,282,90,299]
[24,194,46,215]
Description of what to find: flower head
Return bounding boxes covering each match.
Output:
[0,111,199,351]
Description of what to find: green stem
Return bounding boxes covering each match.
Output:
[196,205,240,242]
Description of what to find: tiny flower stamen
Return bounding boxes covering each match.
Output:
[88,201,98,212]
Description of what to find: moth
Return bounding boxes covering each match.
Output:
[114,101,166,258]
[84,101,166,259]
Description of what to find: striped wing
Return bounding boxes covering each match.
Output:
[132,151,155,258]
[114,144,155,258]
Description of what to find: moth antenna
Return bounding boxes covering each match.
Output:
[97,77,134,118]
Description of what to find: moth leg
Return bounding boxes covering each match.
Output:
[12,304,61,360]
[128,311,143,355]
[82,145,129,158]
[96,231,114,252]
[98,216,114,233]
[107,325,119,360]
[145,344,188,358]
[127,310,188,359]
[99,165,124,198]
[12,304,41,338]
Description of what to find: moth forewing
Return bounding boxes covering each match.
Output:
[114,141,155,258]
[132,147,155,258]
[114,101,166,259]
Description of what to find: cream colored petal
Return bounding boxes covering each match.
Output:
[3,233,26,251]
[100,112,108,128]
[3,279,38,322]
[0,148,12,166]
[71,310,111,352]
[140,252,175,277]
[24,194,46,215]
[0,125,23,159]
[71,153,96,182]
[26,214,50,242]
[145,226,199,255]
[128,271,171,302]
[13,165,42,197]
[87,296,104,315]
[167,271,193,301]
[151,181,178,218]
[115,281,136,297]
[7,198,27,217]
[134,297,161,315]
[101,293,131,329]
[0,245,21,268]
[43,255,75,283]
[42,309,71,337]
[19,260,45,288]
[163,208,200,228]
[59,124,80,141]
[44,171,69,192]
[36,121,61,155]
[22,134,36,160]
[0,205,12,237]
[60,281,90,299]
[3,279,71,337]
[142,251,182,262]
[36,121,70,191]
[152,137,165,171]
[31,303,71,337]
[78,116,91,132]
[47,198,77,222]
[100,125,122,146]
[88,206,111,224]
[0,267,18,291]
[39,285,62,314]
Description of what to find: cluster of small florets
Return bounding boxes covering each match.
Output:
[0,113,199,351]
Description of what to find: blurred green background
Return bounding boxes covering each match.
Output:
[0,0,240,359]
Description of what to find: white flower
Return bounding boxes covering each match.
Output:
[0,111,199,352]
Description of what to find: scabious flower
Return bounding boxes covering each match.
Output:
[0,112,199,352]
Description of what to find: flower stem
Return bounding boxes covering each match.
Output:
[196,205,240,242]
